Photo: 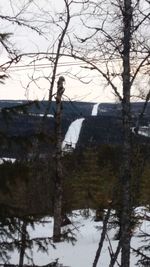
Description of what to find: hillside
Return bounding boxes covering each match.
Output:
[0,100,150,217]
[0,101,150,266]
[0,100,150,158]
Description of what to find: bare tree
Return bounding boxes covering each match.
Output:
[65,0,150,266]
[39,0,71,242]
[53,76,65,242]
[93,207,111,267]
[0,0,149,264]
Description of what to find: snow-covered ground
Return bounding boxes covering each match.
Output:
[62,102,100,151]
[0,158,16,164]
[91,103,108,115]
[62,118,85,150]
[29,113,54,118]
[99,108,107,113]
[131,127,150,138]
[138,129,150,137]
[5,207,150,267]
[138,130,149,137]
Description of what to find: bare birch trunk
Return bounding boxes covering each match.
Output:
[53,76,65,243]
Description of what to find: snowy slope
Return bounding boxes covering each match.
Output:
[5,208,150,267]
[62,118,85,150]
[91,103,99,116]
[62,102,99,151]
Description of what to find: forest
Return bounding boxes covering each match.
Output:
[0,0,150,267]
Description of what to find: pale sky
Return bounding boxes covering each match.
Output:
[0,0,149,103]
[0,0,117,102]
[0,59,116,102]
[0,0,116,103]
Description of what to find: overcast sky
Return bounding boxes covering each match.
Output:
[0,0,149,103]
[0,0,116,102]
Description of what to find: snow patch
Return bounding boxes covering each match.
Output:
[131,127,150,137]
[91,103,99,116]
[29,113,54,118]
[99,108,107,113]
[62,118,85,150]
[138,130,149,137]
[0,158,16,164]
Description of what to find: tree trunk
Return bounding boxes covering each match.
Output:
[92,207,111,267]
[120,0,132,266]
[19,220,27,267]
[53,76,65,243]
